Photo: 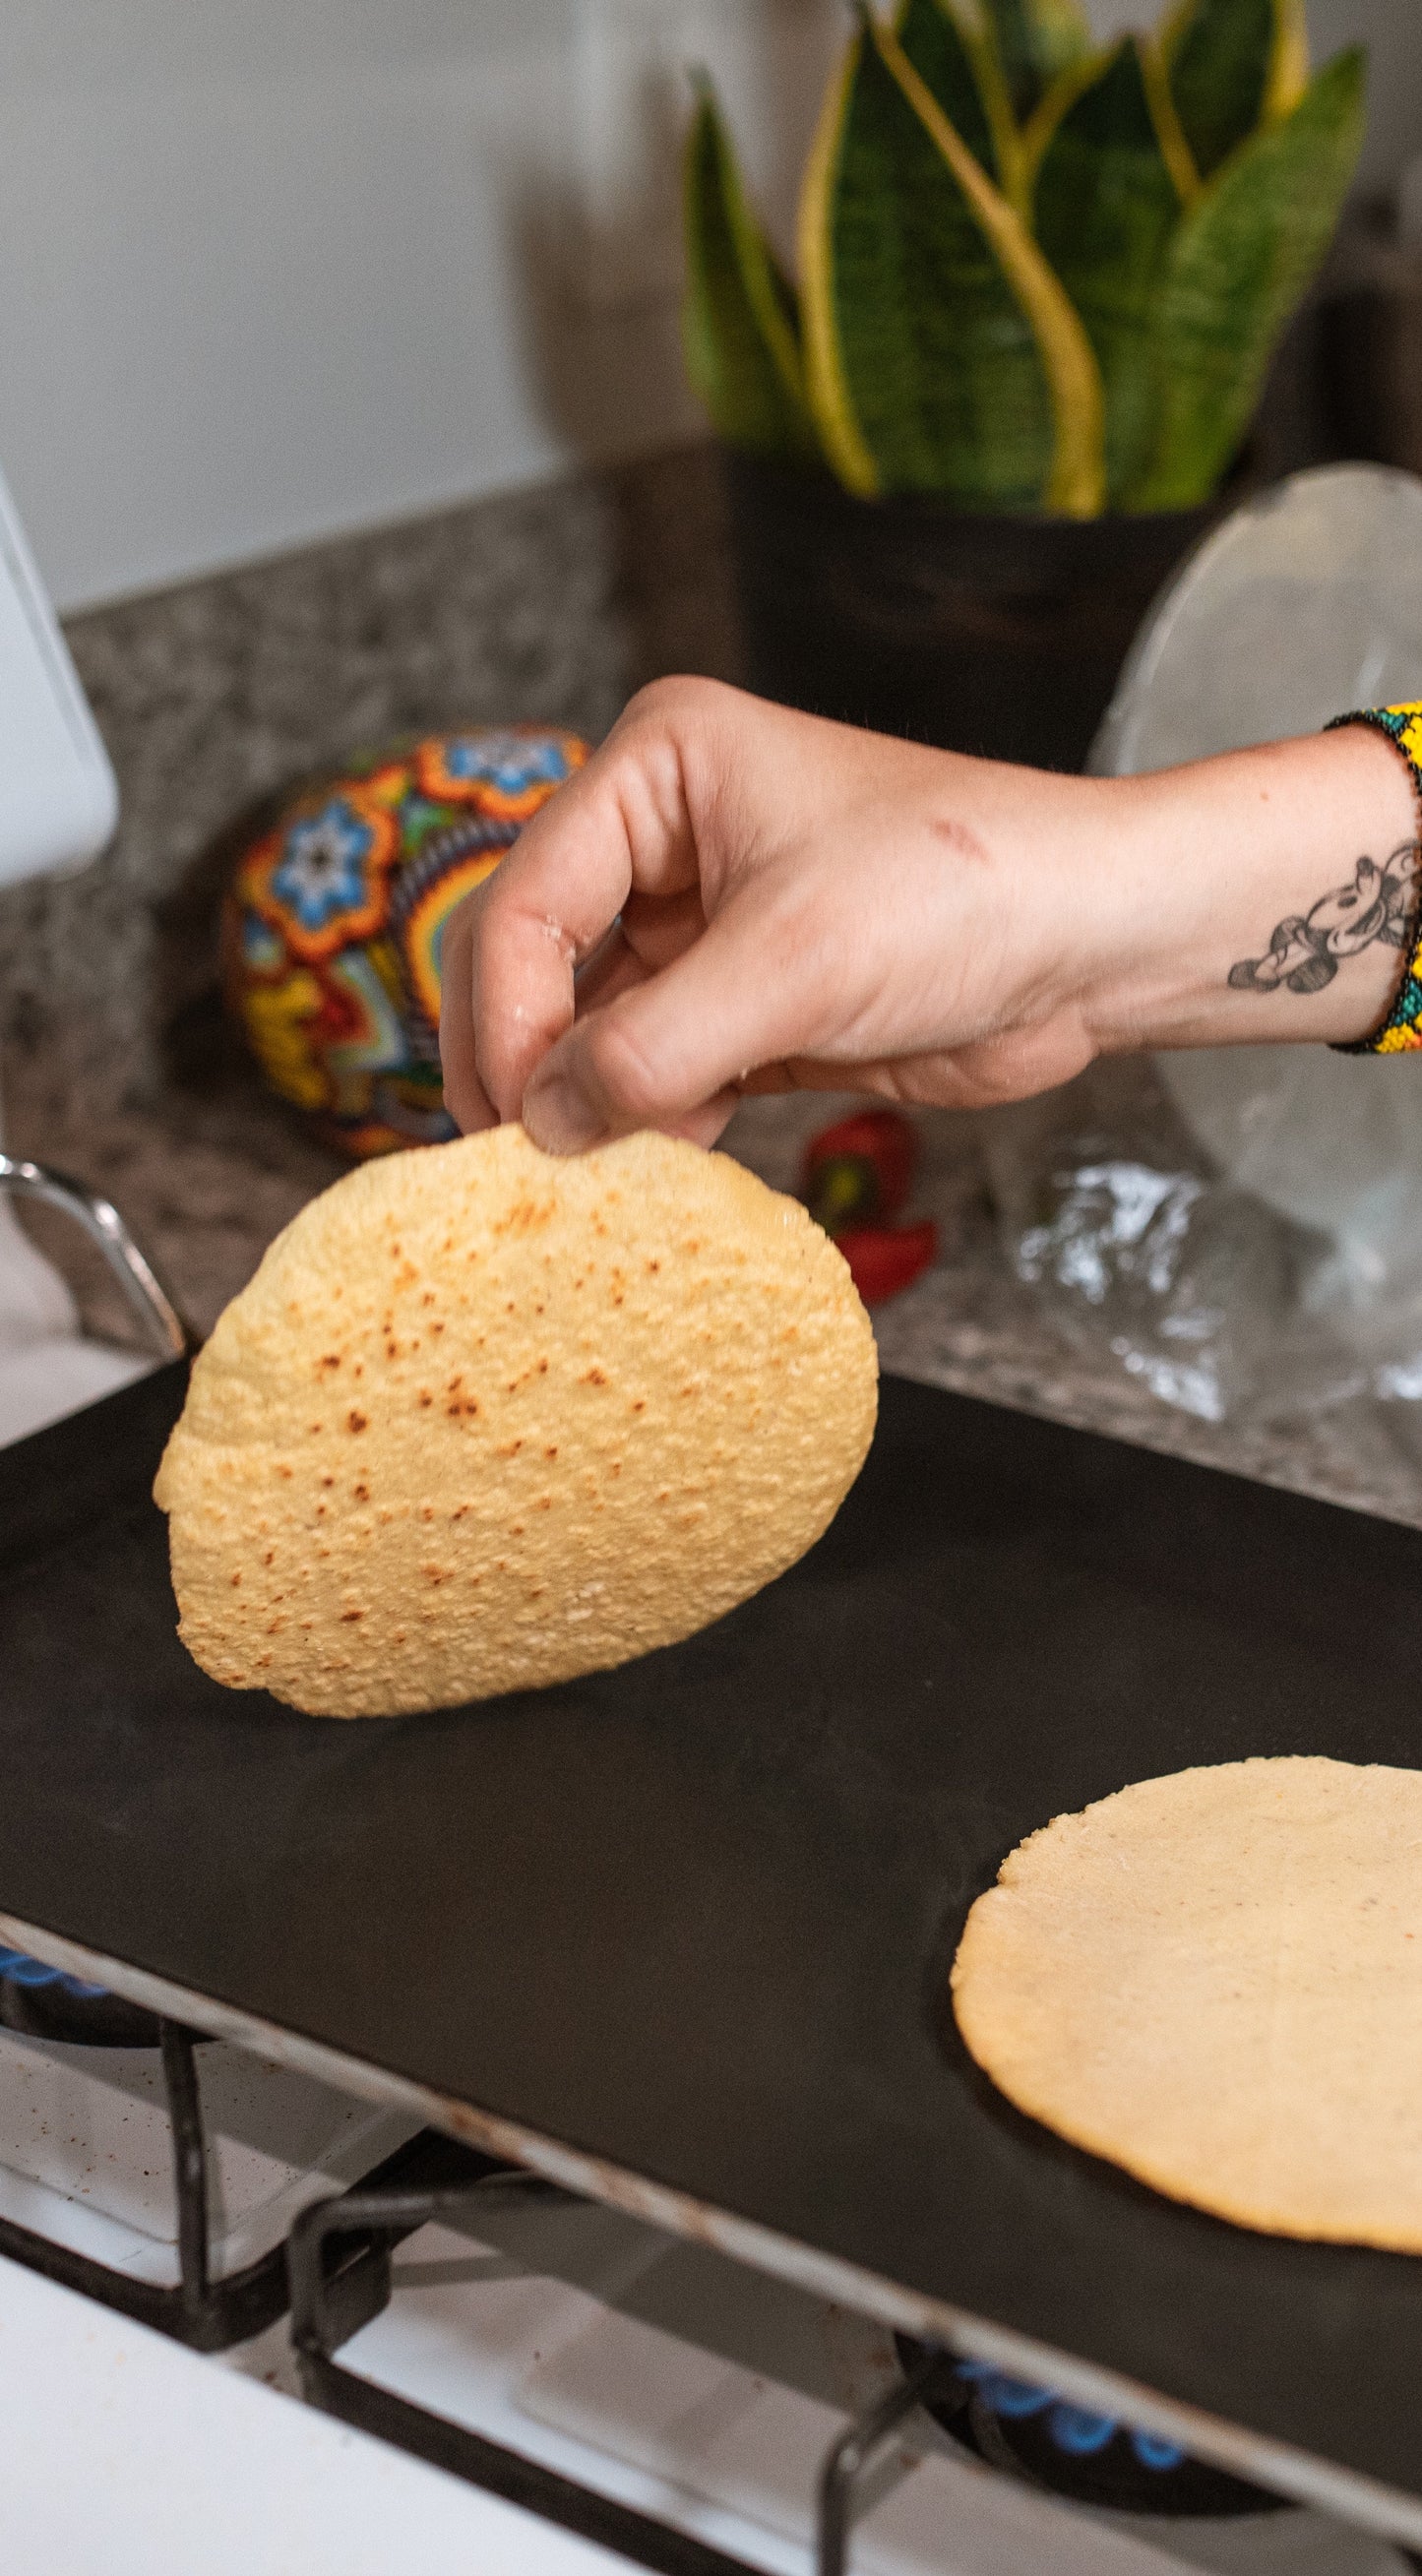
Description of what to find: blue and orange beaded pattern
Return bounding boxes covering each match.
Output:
[222,727,588,1156]
[1328,703,1422,1056]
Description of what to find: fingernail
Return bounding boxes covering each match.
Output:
[524,1073,606,1155]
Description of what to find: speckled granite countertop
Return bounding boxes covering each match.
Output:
[5,443,1422,1530]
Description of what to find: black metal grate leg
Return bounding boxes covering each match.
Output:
[158,2021,212,2336]
[818,2345,955,2576]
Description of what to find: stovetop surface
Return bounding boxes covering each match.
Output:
[4,1363,1422,2526]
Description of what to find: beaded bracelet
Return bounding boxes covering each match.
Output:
[1326,704,1422,1054]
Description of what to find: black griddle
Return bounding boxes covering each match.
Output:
[4,1362,1422,2528]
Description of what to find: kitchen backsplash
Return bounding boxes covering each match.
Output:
[0,442,740,1137]
[7,435,1422,1533]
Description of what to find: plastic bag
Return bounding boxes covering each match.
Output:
[982,1065,1367,1433]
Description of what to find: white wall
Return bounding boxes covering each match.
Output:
[0,0,1415,613]
[0,0,839,611]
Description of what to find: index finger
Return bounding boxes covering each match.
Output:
[452,701,700,1122]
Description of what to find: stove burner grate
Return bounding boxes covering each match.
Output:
[0,2014,289,2347]
[290,2161,771,2576]
[0,1969,469,2356]
[293,2177,1299,2576]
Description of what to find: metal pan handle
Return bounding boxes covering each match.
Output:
[0,1152,189,1362]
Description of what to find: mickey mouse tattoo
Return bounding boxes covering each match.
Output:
[1228,842,1418,997]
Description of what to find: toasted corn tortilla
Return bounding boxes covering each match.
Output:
[952,1756,1422,2250]
[155,1125,877,1715]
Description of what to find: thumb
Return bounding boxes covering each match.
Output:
[522,898,808,1152]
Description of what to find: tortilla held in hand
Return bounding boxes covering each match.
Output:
[155,1126,877,1716]
[952,1756,1422,2252]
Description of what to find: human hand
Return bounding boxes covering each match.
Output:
[439,679,1136,1152]
[438,679,1417,1153]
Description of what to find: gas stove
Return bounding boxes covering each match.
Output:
[0,1966,1411,2576]
[2,1193,1419,2573]
[311,2174,1415,2576]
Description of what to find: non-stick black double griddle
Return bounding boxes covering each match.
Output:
[4,1361,1422,2545]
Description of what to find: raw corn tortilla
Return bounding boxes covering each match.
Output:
[155,1125,877,1716]
[952,1756,1422,2251]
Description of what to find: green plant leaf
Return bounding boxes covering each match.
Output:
[1137,32,1202,207]
[896,0,1002,184]
[1129,45,1366,509]
[1266,0,1311,123]
[980,0,1091,121]
[1164,0,1310,180]
[1033,36,1184,502]
[682,84,819,462]
[799,17,1104,511]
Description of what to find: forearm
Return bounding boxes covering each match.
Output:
[1077,726,1419,1057]
[443,681,1422,1155]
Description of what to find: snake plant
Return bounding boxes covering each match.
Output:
[683,0,1366,517]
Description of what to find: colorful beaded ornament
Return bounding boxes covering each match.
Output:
[1327,703,1422,1056]
[223,727,588,1156]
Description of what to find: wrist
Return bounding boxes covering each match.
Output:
[1076,728,1420,1058]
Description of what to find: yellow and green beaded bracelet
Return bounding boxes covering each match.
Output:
[1327,704,1422,1055]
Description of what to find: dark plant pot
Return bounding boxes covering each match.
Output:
[723,451,1237,773]
[1320,266,1422,477]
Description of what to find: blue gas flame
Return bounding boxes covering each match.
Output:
[0,1946,110,2000]
[955,2361,1186,2471]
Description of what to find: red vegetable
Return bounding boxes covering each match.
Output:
[835,1220,937,1307]
[803,1110,917,1231]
